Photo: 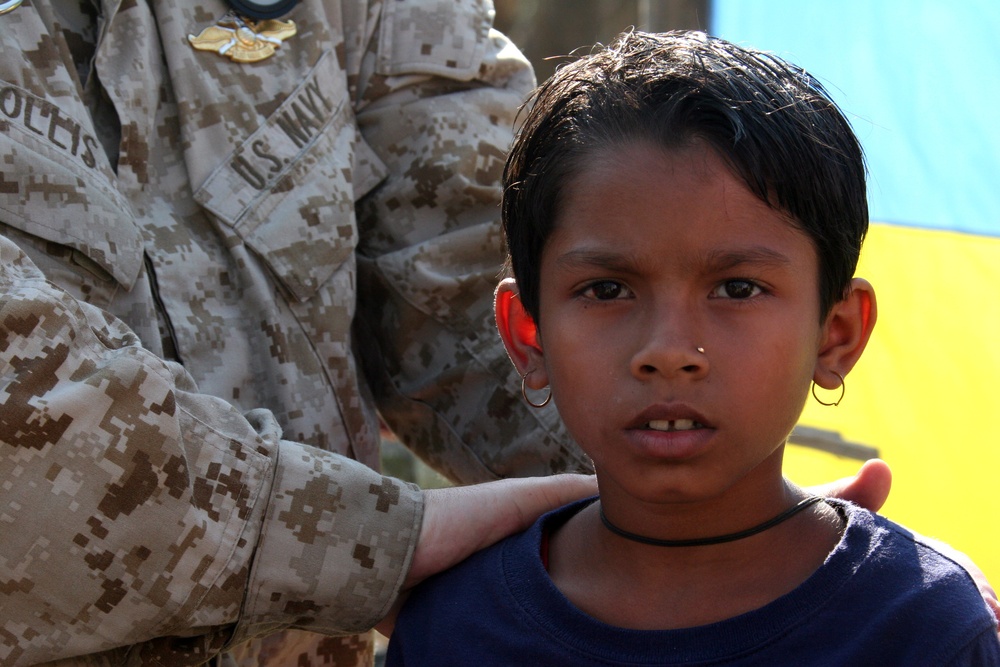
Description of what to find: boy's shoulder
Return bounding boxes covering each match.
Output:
[839,499,980,589]
[814,500,999,663]
[399,496,590,601]
[823,500,975,599]
[387,499,999,666]
[386,499,590,664]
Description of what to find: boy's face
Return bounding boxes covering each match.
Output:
[532,140,831,506]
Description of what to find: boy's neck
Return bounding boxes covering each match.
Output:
[546,491,845,630]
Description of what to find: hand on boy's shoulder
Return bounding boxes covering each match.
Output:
[806,458,892,512]
[408,474,598,587]
[376,473,598,636]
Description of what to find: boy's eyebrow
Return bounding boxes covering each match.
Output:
[701,247,793,271]
[553,246,793,272]
[553,248,644,273]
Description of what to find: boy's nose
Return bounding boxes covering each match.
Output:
[629,318,709,381]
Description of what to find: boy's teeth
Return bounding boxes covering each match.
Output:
[648,419,698,432]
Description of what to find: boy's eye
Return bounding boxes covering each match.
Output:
[582,280,630,300]
[711,279,762,299]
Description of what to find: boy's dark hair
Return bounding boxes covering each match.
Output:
[502,30,868,323]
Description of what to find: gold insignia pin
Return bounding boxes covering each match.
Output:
[0,0,24,15]
[188,11,296,63]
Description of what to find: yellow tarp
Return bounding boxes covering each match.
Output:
[787,222,1000,584]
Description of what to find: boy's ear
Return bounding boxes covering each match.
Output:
[494,278,548,387]
[815,278,877,388]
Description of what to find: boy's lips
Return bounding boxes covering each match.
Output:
[625,404,715,459]
[631,404,713,431]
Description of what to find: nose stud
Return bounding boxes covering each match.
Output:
[696,346,705,354]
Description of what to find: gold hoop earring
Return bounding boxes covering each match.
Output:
[811,371,845,407]
[520,372,552,408]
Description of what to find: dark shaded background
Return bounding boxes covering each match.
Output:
[494,0,708,81]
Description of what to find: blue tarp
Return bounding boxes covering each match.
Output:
[712,0,1000,237]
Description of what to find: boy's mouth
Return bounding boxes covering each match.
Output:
[647,419,703,432]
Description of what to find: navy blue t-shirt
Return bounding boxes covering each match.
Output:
[387,499,999,665]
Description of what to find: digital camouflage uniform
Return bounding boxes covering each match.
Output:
[0,0,588,664]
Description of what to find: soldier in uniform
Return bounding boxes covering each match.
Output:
[0,0,917,665]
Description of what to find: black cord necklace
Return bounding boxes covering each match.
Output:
[599,496,825,547]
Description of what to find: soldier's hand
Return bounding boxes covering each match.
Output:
[377,473,597,635]
[805,457,892,511]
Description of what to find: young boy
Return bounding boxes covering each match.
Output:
[385,31,1000,665]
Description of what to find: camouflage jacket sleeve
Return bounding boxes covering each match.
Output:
[0,237,422,664]
[352,0,592,483]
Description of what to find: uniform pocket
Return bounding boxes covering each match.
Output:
[0,83,144,290]
[193,50,387,302]
[376,0,493,80]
